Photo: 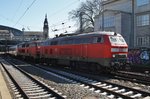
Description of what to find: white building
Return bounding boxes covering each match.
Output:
[94,0,132,48]
[0,30,13,40]
[94,0,150,48]
[23,31,43,41]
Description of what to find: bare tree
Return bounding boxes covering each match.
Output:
[69,0,102,33]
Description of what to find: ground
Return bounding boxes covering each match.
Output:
[0,70,12,99]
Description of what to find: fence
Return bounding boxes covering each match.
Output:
[128,48,150,66]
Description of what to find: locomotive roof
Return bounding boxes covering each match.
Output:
[41,31,123,45]
[52,31,121,40]
[77,31,121,36]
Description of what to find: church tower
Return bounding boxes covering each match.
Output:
[43,14,49,39]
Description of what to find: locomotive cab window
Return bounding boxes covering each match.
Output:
[60,39,73,45]
[37,42,41,46]
[22,44,26,48]
[109,36,126,45]
[51,41,58,45]
[29,43,35,47]
[18,44,22,48]
[42,41,49,46]
[93,36,103,43]
[74,37,92,44]
[26,44,29,47]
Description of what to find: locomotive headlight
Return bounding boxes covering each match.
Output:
[112,54,127,58]
[112,54,116,57]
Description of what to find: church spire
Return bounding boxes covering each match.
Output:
[45,14,47,18]
[43,14,49,39]
[44,14,48,28]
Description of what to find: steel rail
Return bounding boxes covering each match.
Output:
[111,71,150,85]
[35,65,140,99]
[1,59,65,99]
[0,62,28,99]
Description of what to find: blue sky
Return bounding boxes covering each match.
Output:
[0,0,85,37]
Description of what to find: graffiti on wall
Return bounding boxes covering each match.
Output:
[128,49,150,65]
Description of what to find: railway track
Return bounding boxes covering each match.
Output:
[3,56,150,99]
[0,58,66,99]
[111,71,150,85]
[31,64,150,99]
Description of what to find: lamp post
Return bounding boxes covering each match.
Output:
[101,0,104,31]
[131,0,135,48]
[62,23,65,33]
[22,28,25,42]
[5,34,7,53]
[79,11,84,33]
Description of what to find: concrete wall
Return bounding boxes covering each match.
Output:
[134,0,150,48]
[104,0,132,13]
[94,0,132,47]
[121,13,132,46]
[94,0,150,48]
[135,0,150,13]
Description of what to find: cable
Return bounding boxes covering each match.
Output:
[48,0,81,31]
[13,0,80,30]
[0,14,13,23]
[13,0,37,27]
[48,0,79,18]
[11,0,24,21]
[0,14,24,28]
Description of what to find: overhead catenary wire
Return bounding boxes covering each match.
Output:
[22,1,78,31]
[0,14,13,23]
[12,0,79,31]
[48,0,79,18]
[11,0,24,21]
[0,14,24,29]
[13,0,37,27]
[1,0,81,32]
[47,0,81,29]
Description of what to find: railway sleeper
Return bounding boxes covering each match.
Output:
[27,91,49,96]
[29,94,52,99]
[130,93,142,98]
[25,89,45,93]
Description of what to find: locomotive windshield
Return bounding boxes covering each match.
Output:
[109,36,126,45]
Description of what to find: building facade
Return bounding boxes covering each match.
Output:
[135,0,150,48]
[0,14,49,44]
[22,15,49,41]
[23,31,43,41]
[94,0,150,48]
[0,25,23,41]
[0,30,12,40]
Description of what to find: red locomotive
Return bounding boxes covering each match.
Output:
[14,31,128,71]
[17,41,41,60]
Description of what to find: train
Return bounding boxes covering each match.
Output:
[8,31,129,72]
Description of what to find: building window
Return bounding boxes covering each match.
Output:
[145,36,150,46]
[104,16,115,28]
[137,36,150,46]
[137,37,142,46]
[137,0,149,6]
[137,14,149,26]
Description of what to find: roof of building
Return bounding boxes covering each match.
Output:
[0,25,22,36]
[24,31,43,36]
